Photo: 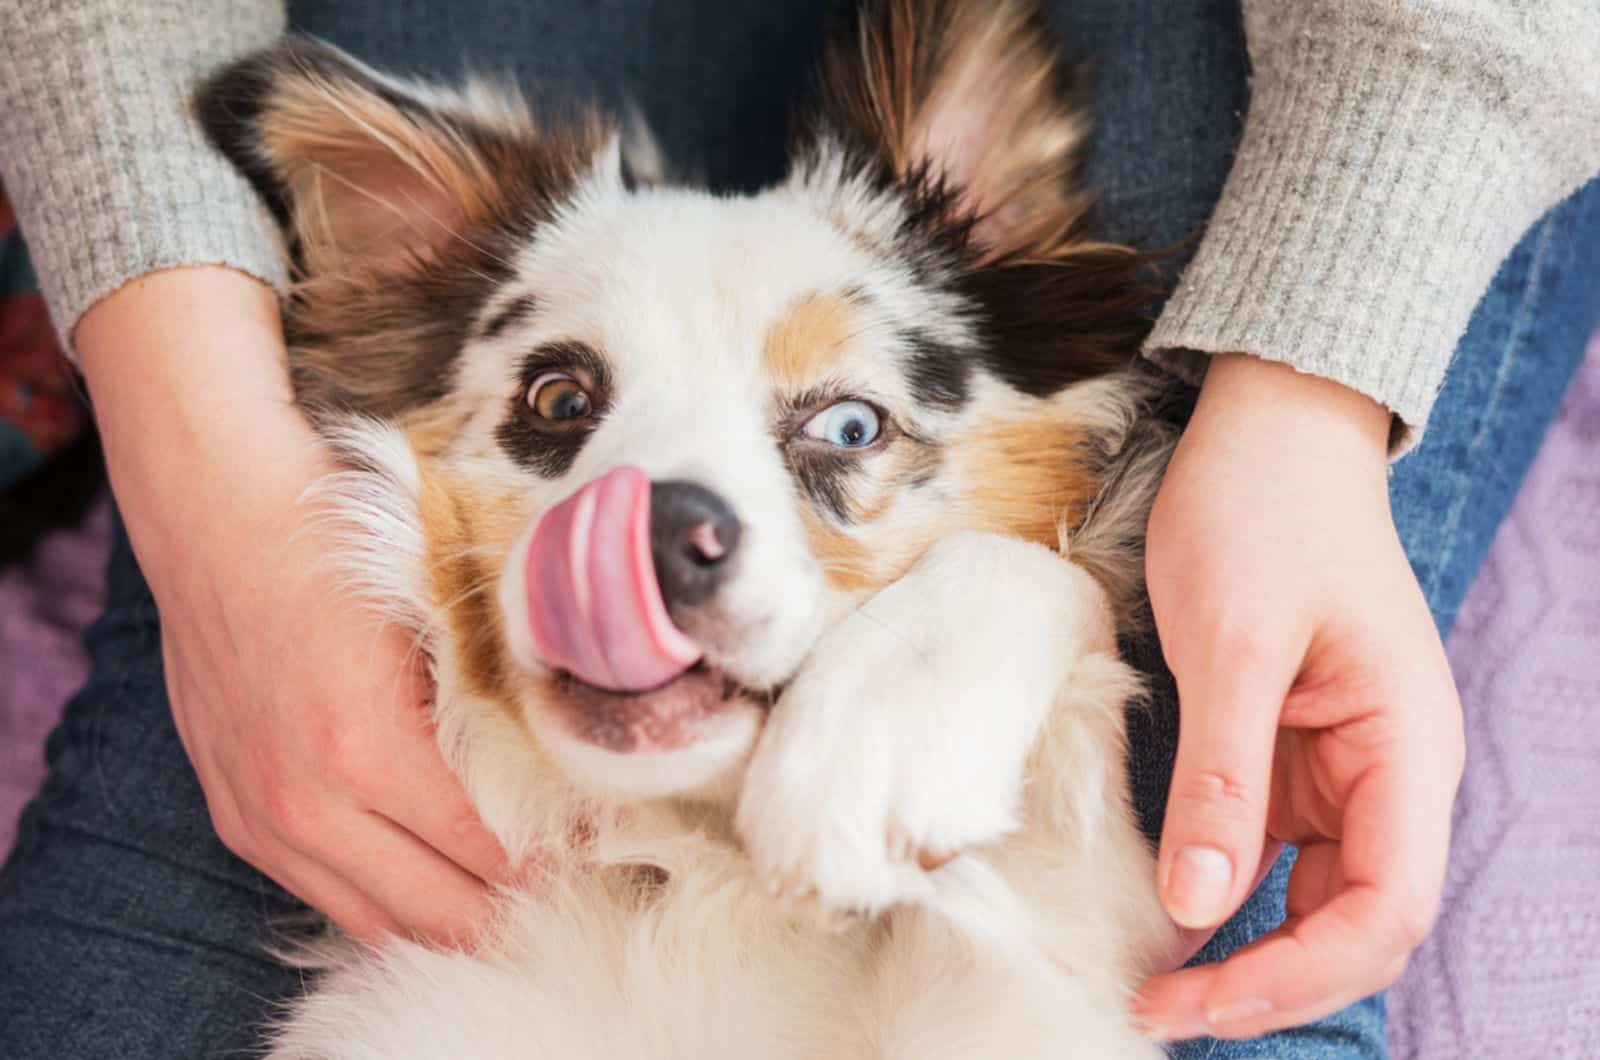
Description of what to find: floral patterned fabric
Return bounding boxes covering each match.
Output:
[0,187,84,494]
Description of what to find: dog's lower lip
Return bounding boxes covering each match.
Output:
[554,661,781,709]
[547,661,778,754]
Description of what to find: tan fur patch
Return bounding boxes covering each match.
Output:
[796,507,888,595]
[763,294,858,390]
[401,403,473,461]
[952,414,1097,550]
[795,443,944,595]
[414,465,523,710]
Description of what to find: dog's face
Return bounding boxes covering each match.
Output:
[201,0,1154,802]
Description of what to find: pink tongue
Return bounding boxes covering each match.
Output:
[526,466,702,692]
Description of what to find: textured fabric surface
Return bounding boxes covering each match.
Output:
[1387,334,1600,1057]
[0,0,288,353]
[1143,2,1600,450]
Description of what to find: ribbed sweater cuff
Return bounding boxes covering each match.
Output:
[1142,12,1566,451]
[0,1,287,358]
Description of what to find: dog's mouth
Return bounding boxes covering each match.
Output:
[550,661,779,754]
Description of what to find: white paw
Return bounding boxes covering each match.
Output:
[735,538,1073,917]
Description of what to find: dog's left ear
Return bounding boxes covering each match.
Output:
[801,0,1091,262]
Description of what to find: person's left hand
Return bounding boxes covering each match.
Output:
[1133,354,1465,1040]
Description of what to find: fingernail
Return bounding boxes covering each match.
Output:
[1207,997,1274,1027]
[1165,846,1234,928]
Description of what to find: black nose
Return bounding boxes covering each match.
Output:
[650,480,742,610]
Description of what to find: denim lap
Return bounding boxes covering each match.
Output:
[5,2,1597,1058]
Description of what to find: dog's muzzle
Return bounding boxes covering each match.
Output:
[524,465,745,693]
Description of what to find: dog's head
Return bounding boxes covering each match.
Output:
[200,0,1156,804]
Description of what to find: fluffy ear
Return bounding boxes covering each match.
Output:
[197,39,615,417]
[804,0,1091,262]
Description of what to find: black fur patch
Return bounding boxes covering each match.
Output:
[478,293,541,341]
[495,341,612,477]
[788,448,858,524]
[955,254,1157,398]
[901,327,973,411]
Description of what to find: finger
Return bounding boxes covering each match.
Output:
[302,809,498,948]
[1188,760,1447,1038]
[382,770,514,887]
[1157,839,1285,972]
[192,764,404,944]
[1158,640,1297,929]
[262,838,407,944]
[370,695,514,885]
[1284,838,1344,920]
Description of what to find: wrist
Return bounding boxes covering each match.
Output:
[1194,354,1392,467]
[76,267,325,536]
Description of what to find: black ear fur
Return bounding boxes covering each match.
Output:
[796,0,1168,400]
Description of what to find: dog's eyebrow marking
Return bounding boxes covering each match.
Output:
[901,327,972,411]
[763,293,858,389]
[478,292,541,341]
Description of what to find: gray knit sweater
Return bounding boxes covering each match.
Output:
[2,1,1598,448]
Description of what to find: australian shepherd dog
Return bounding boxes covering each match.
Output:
[198,1,1183,1055]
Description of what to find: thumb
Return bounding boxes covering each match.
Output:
[1158,644,1294,930]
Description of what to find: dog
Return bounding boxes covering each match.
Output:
[198,1,1183,1055]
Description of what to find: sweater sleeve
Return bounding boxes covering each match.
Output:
[1143,0,1600,450]
[0,0,288,355]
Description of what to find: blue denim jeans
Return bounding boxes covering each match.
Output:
[4,1,1598,1056]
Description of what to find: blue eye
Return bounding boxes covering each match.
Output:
[801,400,882,448]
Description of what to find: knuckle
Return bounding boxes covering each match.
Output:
[314,724,371,786]
[1172,769,1263,825]
[1377,952,1412,990]
[1165,621,1275,687]
[1211,625,1278,673]
[1392,897,1437,951]
[258,775,318,839]
[1444,728,1467,784]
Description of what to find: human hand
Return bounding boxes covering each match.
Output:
[76,267,511,945]
[1134,354,1464,1040]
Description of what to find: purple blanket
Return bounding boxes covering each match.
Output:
[2,341,1598,1055]
[0,497,107,853]
[1387,339,1600,1056]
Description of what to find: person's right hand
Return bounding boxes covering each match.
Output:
[76,266,511,945]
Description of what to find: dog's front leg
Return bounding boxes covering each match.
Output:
[735,530,1115,915]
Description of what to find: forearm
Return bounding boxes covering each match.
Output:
[77,267,324,567]
[0,0,288,353]
[1145,0,1600,451]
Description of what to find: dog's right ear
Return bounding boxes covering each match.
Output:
[197,38,612,283]
[196,40,616,417]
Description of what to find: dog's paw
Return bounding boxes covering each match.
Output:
[734,547,1057,917]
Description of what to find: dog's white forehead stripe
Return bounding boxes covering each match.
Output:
[460,174,975,416]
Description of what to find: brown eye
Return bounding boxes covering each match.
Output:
[528,373,592,421]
